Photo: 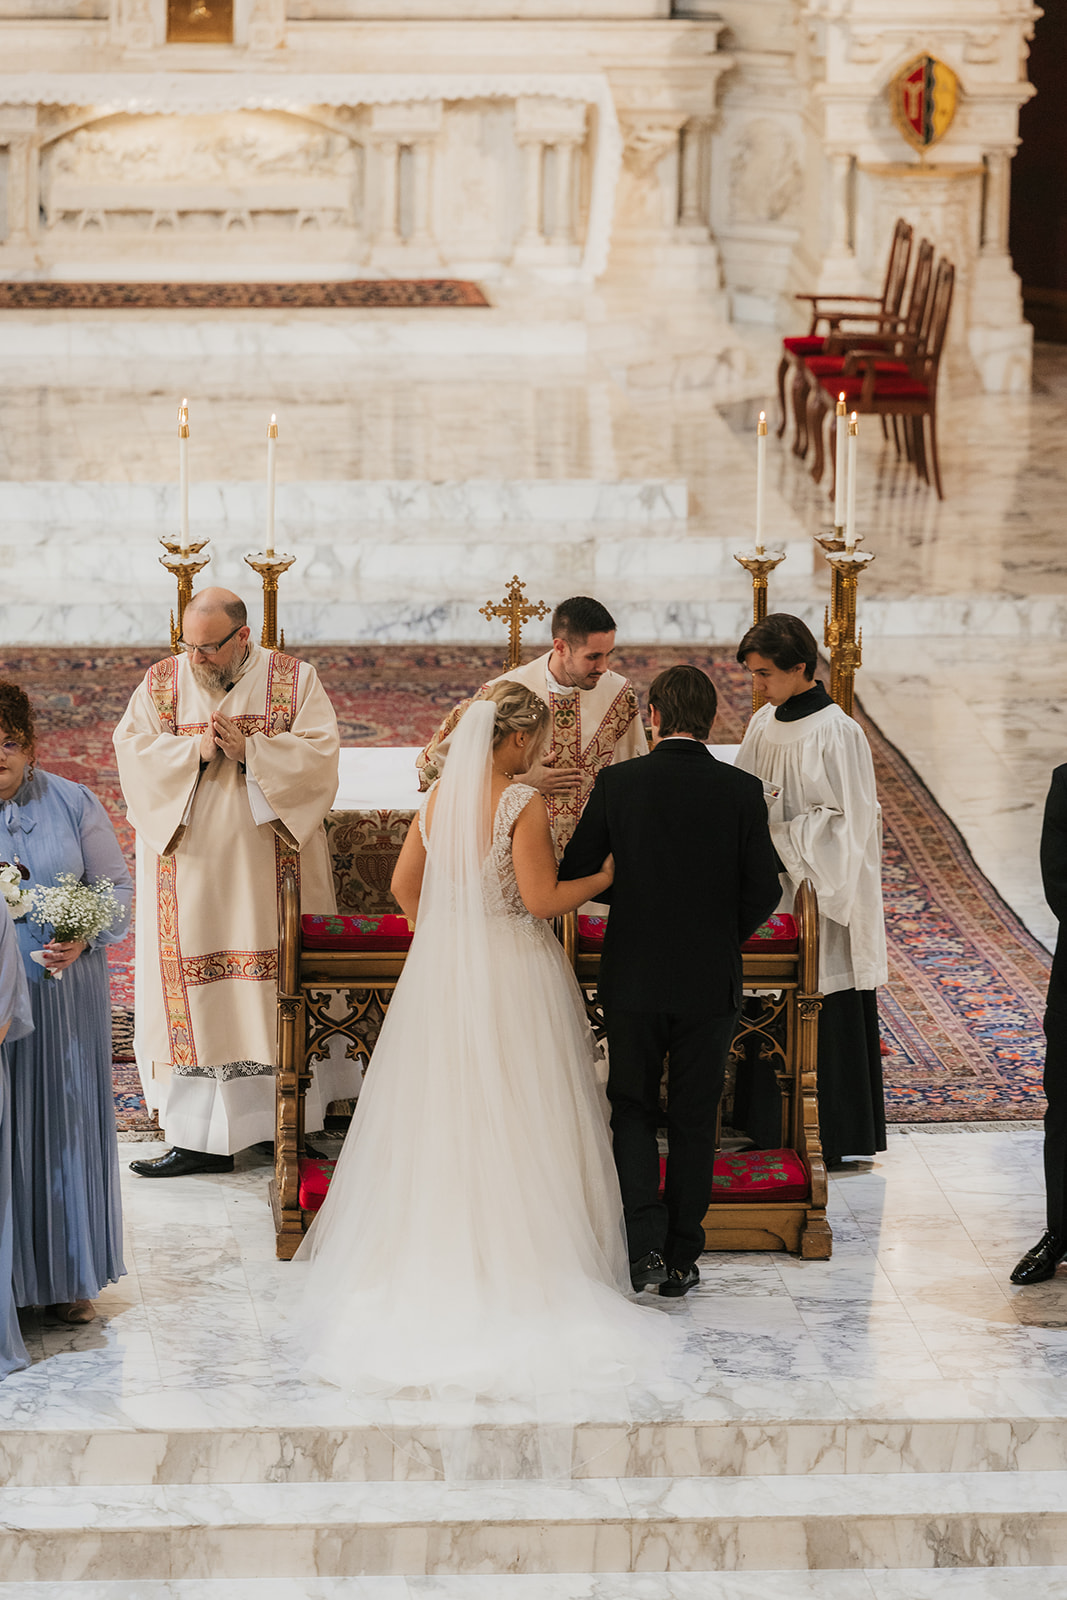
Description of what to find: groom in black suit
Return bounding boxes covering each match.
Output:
[559,664,781,1297]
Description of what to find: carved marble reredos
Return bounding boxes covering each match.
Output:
[728,119,801,225]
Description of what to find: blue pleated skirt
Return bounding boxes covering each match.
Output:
[5,945,125,1306]
[0,1057,27,1376]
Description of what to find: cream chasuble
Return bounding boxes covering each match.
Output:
[114,645,346,1155]
[416,650,647,846]
[734,700,888,996]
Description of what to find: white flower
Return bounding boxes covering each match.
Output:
[28,874,122,945]
[0,861,31,919]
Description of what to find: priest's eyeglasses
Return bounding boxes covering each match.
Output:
[177,624,243,657]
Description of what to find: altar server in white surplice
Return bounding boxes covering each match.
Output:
[114,589,346,1178]
[734,613,888,1168]
[417,596,647,848]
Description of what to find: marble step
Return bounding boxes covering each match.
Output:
[0,314,590,366]
[5,1414,1067,1488]
[2,591,1063,647]
[3,1576,1067,1600]
[0,479,689,532]
[3,1471,1067,1579]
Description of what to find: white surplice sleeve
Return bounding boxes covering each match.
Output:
[243,662,340,852]
[113,675,203,859]
[770,717,880,928]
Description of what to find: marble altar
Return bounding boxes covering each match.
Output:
[0,0,1043,391]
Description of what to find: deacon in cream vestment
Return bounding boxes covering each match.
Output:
[422,601,646,851]
[418,639,646,849]
[115,636,349,1156]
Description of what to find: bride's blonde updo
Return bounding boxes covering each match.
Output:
[483,680,549,751]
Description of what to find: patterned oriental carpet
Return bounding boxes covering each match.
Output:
[0,644,1050,1129]
[0,281,490,310]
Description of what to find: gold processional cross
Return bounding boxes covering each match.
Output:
[480,576,550,672]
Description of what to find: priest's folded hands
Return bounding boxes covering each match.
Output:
[204,712,246,764]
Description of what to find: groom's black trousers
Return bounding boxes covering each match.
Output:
[605,1006,739,1269]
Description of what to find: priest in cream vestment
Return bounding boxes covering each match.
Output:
[114,591,349,1176]
[417,596,647,847]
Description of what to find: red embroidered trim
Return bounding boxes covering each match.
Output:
[157,852,196,1070]
[147,656,178,735]
[546,683,639,847]
[181,949,279,986]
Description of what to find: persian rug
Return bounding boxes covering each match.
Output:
[0,280,490,311]
[0,643,1051,1126]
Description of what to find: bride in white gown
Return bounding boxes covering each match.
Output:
[294,681,686,1454]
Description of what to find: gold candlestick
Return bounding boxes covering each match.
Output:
[245,551,296,651]
[480,575,550,672]
[819,543,875,718]
[734,547,787,712]
[160,540,210,653]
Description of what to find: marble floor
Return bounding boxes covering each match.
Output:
[1,1126,1067,1586]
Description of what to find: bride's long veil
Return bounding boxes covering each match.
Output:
[294,700,686,1480]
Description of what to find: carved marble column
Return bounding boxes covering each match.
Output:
[410,139,435,248]
[367,101,442,268]
[678,118,709,230]
[374,139,401,248]
[982,148,1012,257]
[513,96,586,268]
[516,137,545,248]
[547,139,578,247]
[3,132,38,248]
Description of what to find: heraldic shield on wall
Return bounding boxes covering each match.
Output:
[889,55,961,154]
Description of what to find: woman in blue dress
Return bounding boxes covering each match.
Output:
[0,898,34,1376]
[0,682,133,1326]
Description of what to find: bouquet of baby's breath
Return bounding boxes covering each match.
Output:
[0,860,31,920]
[28,873,123,979]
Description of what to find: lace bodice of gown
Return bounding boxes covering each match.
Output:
[419,780,541,931]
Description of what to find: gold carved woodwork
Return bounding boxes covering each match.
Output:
[272,871,830,1261]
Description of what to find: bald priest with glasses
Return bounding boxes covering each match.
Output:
[114,589,346,1177]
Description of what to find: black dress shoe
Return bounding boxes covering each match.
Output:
[1010,1231,1067,1285]
[129,1147,235,1178]
[660,1263,699,1298]
[630,1251,668,1291]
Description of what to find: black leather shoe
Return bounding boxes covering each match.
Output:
[1010,1231,1067,1285]
[129,1147,235,1178]
[660,1264,699,1298]
[630,1251,668,1291]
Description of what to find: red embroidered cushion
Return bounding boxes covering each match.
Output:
[782,335,825,356]
[710,1148,809,1201]
[301,913,414,951]
[579,913,797,954]
[298,1155,336,1211]
[741,912,797,952]
[658,1148,809,1203]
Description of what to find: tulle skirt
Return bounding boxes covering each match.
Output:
[292,910,686,1444]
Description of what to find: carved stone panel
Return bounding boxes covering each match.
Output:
[40,110,361,233]
[728,118,801,225]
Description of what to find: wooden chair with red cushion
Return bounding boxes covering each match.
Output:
[776,217,913,450]
[807,257,956,500]
[792,237,935,459]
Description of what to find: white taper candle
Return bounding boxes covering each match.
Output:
[755,411,767,556]
[833,393,846,531]
[178,398,190,556]
[266,413,278,559]
[845,413,858,552]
